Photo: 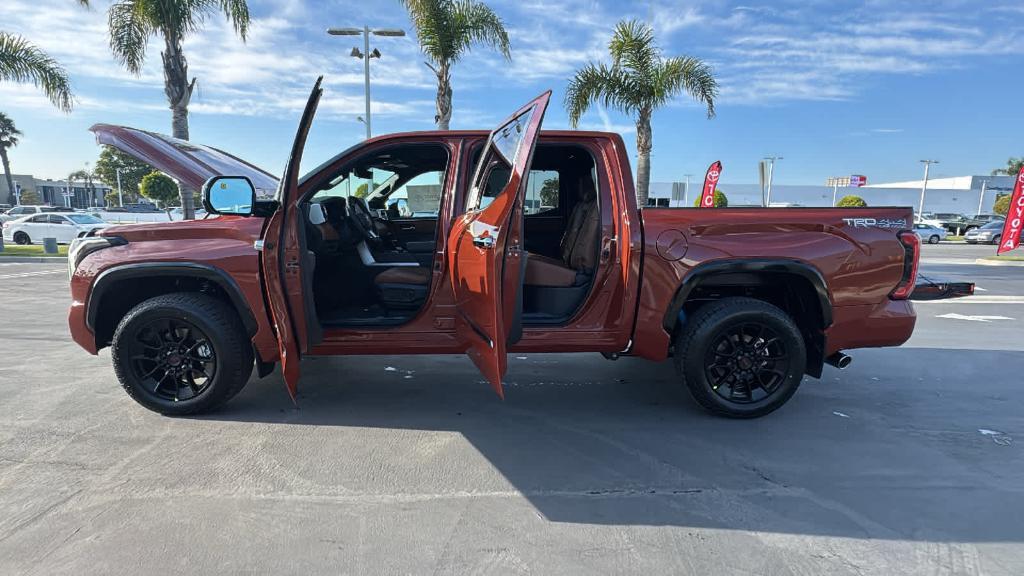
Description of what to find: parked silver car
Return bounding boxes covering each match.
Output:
[964,221,1005,244]
[913,223,947,244]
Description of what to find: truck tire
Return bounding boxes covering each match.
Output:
[674,297,806,418]
[111,292,254,415]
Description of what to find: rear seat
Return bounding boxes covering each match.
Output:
[524,177,598,287]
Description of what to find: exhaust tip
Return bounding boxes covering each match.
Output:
[826,352,852,370]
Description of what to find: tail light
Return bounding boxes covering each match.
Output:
[890,230,920,300]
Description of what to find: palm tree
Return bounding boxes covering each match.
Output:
[401,0,510,130]
[105,0,251,218]
[566,20,717,207]
[0,33,74,112]
[0,113,24,205]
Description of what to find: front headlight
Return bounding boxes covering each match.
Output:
[68,235,127,279]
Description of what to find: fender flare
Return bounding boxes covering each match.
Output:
[86,262,259,336]
[661,258,833,333]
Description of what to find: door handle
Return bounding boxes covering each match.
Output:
[400,225,416,231]
[472,236,496,249]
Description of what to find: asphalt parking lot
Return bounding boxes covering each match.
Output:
[1,243,1022,575]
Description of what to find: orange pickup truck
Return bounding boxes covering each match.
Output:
[68,81,967,419]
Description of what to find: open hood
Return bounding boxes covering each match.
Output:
[90,124,280,198]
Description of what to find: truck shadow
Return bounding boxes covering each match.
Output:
[197,347,1024,542]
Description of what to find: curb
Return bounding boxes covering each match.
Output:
[0,256,68,263]
[975,258,1024,267]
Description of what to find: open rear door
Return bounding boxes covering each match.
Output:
[448,91,551,398]
[261,78,323,400]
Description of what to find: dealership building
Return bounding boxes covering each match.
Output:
[1,174,112,208]
[648,174,1016,214]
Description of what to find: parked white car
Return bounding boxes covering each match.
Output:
[2,213,111,245]
[913,222,948,244]
[0,205,74,223]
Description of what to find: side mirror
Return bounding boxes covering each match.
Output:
[202,176,256,216]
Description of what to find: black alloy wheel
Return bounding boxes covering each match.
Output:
[675,297,807,418]
[124,317,217,402]
[704,322,791,405]
[112,293,254,415]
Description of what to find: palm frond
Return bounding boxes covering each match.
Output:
[216,0,251,40]
[564,62,638,127]
[655,56,717,118]
[108,0,151,74]
[0,33,74,112]
[450,0,510,61]
[608,19,657,77]
[402,0,452,64]
[0,112,23,147]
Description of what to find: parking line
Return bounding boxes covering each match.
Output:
[915,295,1024,305]
[0,269,64,280]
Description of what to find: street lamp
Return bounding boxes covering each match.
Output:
[918,159,939,221]
[327,26,406,139]
[764,156,783,206]
[977,178,988,217]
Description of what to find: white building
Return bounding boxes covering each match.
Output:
[646,174,1014,215]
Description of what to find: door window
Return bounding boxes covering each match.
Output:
[523,170,560,215]
[29,215,48,223]
[466,106,536,212]
[48,215,71,224]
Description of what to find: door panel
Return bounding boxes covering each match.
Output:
[260,77,323,400]
[448,91,551,397]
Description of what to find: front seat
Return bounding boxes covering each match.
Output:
[374,267,431,310]
[524,176,599,288]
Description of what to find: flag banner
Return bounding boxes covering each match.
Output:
[700,161,722,208]
[997,166,1024,255]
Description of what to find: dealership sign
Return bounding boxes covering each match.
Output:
[700,161,722,208]
[849,175,867,187]
[997,166,1024,255]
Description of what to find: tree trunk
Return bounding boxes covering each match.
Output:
[635,109,653,207]
[434,63,452,131]
[0,148,15,205]
[162,30,196,219]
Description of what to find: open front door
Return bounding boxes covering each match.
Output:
[261,78,323,400]
[448,91,551,398]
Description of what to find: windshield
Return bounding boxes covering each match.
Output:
[981,221,1005,229]
[66,214,104,224]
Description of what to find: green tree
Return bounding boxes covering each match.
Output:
[566,20,717,207]
[539,177,559,208]
[139,171,179,206]
[104,0,251,218]
[0,33,74,112]
[94,145,153,205]
[991,157,1023,176]
[354,182,370,198]
[401,0,511,130]
[693,189,727,207]
[837,195,867,207]
[993,194,1010,217]
[0,112,23,205]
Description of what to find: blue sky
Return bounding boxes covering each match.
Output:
[1,0,1023,186]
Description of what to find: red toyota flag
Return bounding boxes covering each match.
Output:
[997,165,1024,255]
[699,161,722,208]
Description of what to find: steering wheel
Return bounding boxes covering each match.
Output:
[347,197,379,242]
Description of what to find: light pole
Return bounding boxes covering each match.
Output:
[977,178,988,217]
[327,26,406,139]
[918,159,939,221]
[115,168,124,207]
[764,156,783,206]
[683,173,692,205]
[832,180,839,207]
